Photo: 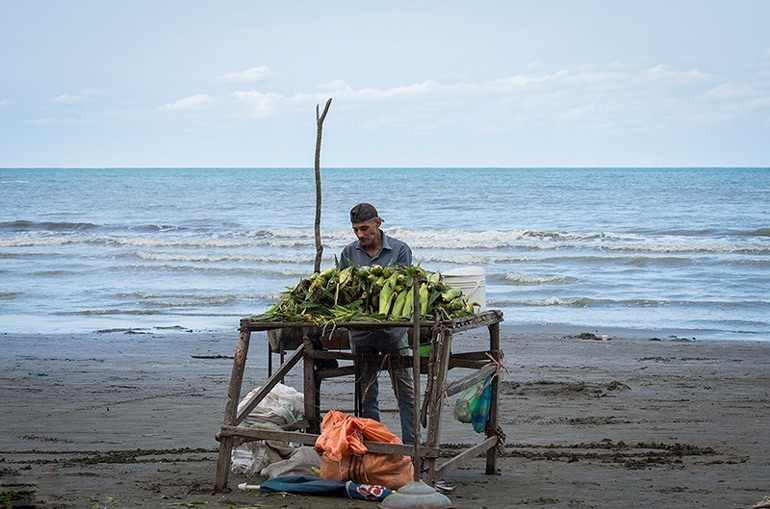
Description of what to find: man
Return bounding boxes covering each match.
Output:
[339,203,415,445]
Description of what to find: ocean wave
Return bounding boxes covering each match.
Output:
[0,292,22,300]
[0,220,100,231]
[1,226,768,254]
[488,297,770,308]
[0,234,308,249]
[204,228,770,253]
[110,291,282,300]
[109,264,261,275]
[53,309,164,316]
[537,255,695,267]
[0,219,187,233]
[743,228,770,237]
[29,270,77,276]
[139,297,235,308]
[501,272,578,285]
[133,251,313,264]
[109,237,250,248]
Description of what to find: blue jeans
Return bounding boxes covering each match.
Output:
[351,335,415,445]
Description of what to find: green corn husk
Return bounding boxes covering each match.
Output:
[251,262,478,324]
[390,290,408,319]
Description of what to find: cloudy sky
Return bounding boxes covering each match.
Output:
[1,0,769,167]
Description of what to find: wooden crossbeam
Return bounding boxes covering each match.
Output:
[234,344,305,425]
[218,425,440,458]
[444,363,497,398]
[435,436,498,479]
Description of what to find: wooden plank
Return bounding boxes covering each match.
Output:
[242,310,502,333]
[444,363,497,398]
[213,438,234,492]
[411,280,421,481]
[302,338,321,434]
[435,437,498,480]
[317,365,356,379]
[218,425,440,458]
[448,358,490,370]
[449,351,493,361]
[214,328,251,491]
[442,311,504,333]
[309,349,431,373]
[424,329,453,485]
[235,344,305,425]
[486,321,501,475]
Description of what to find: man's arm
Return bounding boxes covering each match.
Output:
[339,244,354,270]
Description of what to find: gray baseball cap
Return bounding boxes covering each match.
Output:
[350,203,379,223]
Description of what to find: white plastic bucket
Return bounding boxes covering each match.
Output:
[443,266,486,312]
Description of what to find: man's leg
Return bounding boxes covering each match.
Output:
[381,339,415,445]
[352,342,381,421]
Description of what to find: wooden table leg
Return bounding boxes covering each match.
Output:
[485,322,500,475]
[303,337,321,434]
[214,327,251,491]
[424,328,452,485]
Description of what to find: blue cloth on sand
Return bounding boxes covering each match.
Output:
[259,476,346,495]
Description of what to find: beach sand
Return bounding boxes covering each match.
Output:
[1,324,768,508]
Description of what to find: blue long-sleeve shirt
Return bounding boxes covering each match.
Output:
[339,231,412,270]
[339,231,412,346]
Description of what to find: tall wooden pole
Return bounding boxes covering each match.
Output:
[314,98,332,273]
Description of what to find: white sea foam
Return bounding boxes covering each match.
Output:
[488,297,770,308]
[1,227,767,254]
[503,272,578,285]
[111,291,282,300]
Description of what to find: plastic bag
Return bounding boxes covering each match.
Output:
[231,383,305,475]
[471,378,493,433]
[453,380,485,423]
[238,382,305,427]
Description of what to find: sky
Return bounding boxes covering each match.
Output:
[1,0,769,168]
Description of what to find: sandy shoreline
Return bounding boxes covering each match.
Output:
[1,324,768,508]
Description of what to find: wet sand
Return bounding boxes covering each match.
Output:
[1,324,768,508]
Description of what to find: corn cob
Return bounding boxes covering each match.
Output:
[402,288,414,319]
[419,283,429,317]
[390,289,408,319]
[441,288,462,301]
[378,273,399,315]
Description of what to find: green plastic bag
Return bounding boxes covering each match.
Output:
[453,380,485,423]
[471,378,493,433]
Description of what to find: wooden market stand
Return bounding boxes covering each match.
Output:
[213,309,505,491]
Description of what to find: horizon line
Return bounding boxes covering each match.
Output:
[3,165,769,170]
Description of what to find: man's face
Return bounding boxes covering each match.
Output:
[352,218,381,247]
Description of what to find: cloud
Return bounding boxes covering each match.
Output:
[154,61,770,136]
[216,66,271,83]
[0,99,10,106]
[30,117,75,125]
[699,81,770,117]
[231,90,282,118]
[49,89,98,104]
[160,94,217,111]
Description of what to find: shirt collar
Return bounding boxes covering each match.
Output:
[355,230,391,255]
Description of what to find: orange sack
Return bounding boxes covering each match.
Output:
[315,410,414,490]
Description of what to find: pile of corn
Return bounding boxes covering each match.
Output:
[253,264,479,323]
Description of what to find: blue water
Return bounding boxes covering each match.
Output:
[1,167,768,338]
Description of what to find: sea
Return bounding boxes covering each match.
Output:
[1,167,768,339]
